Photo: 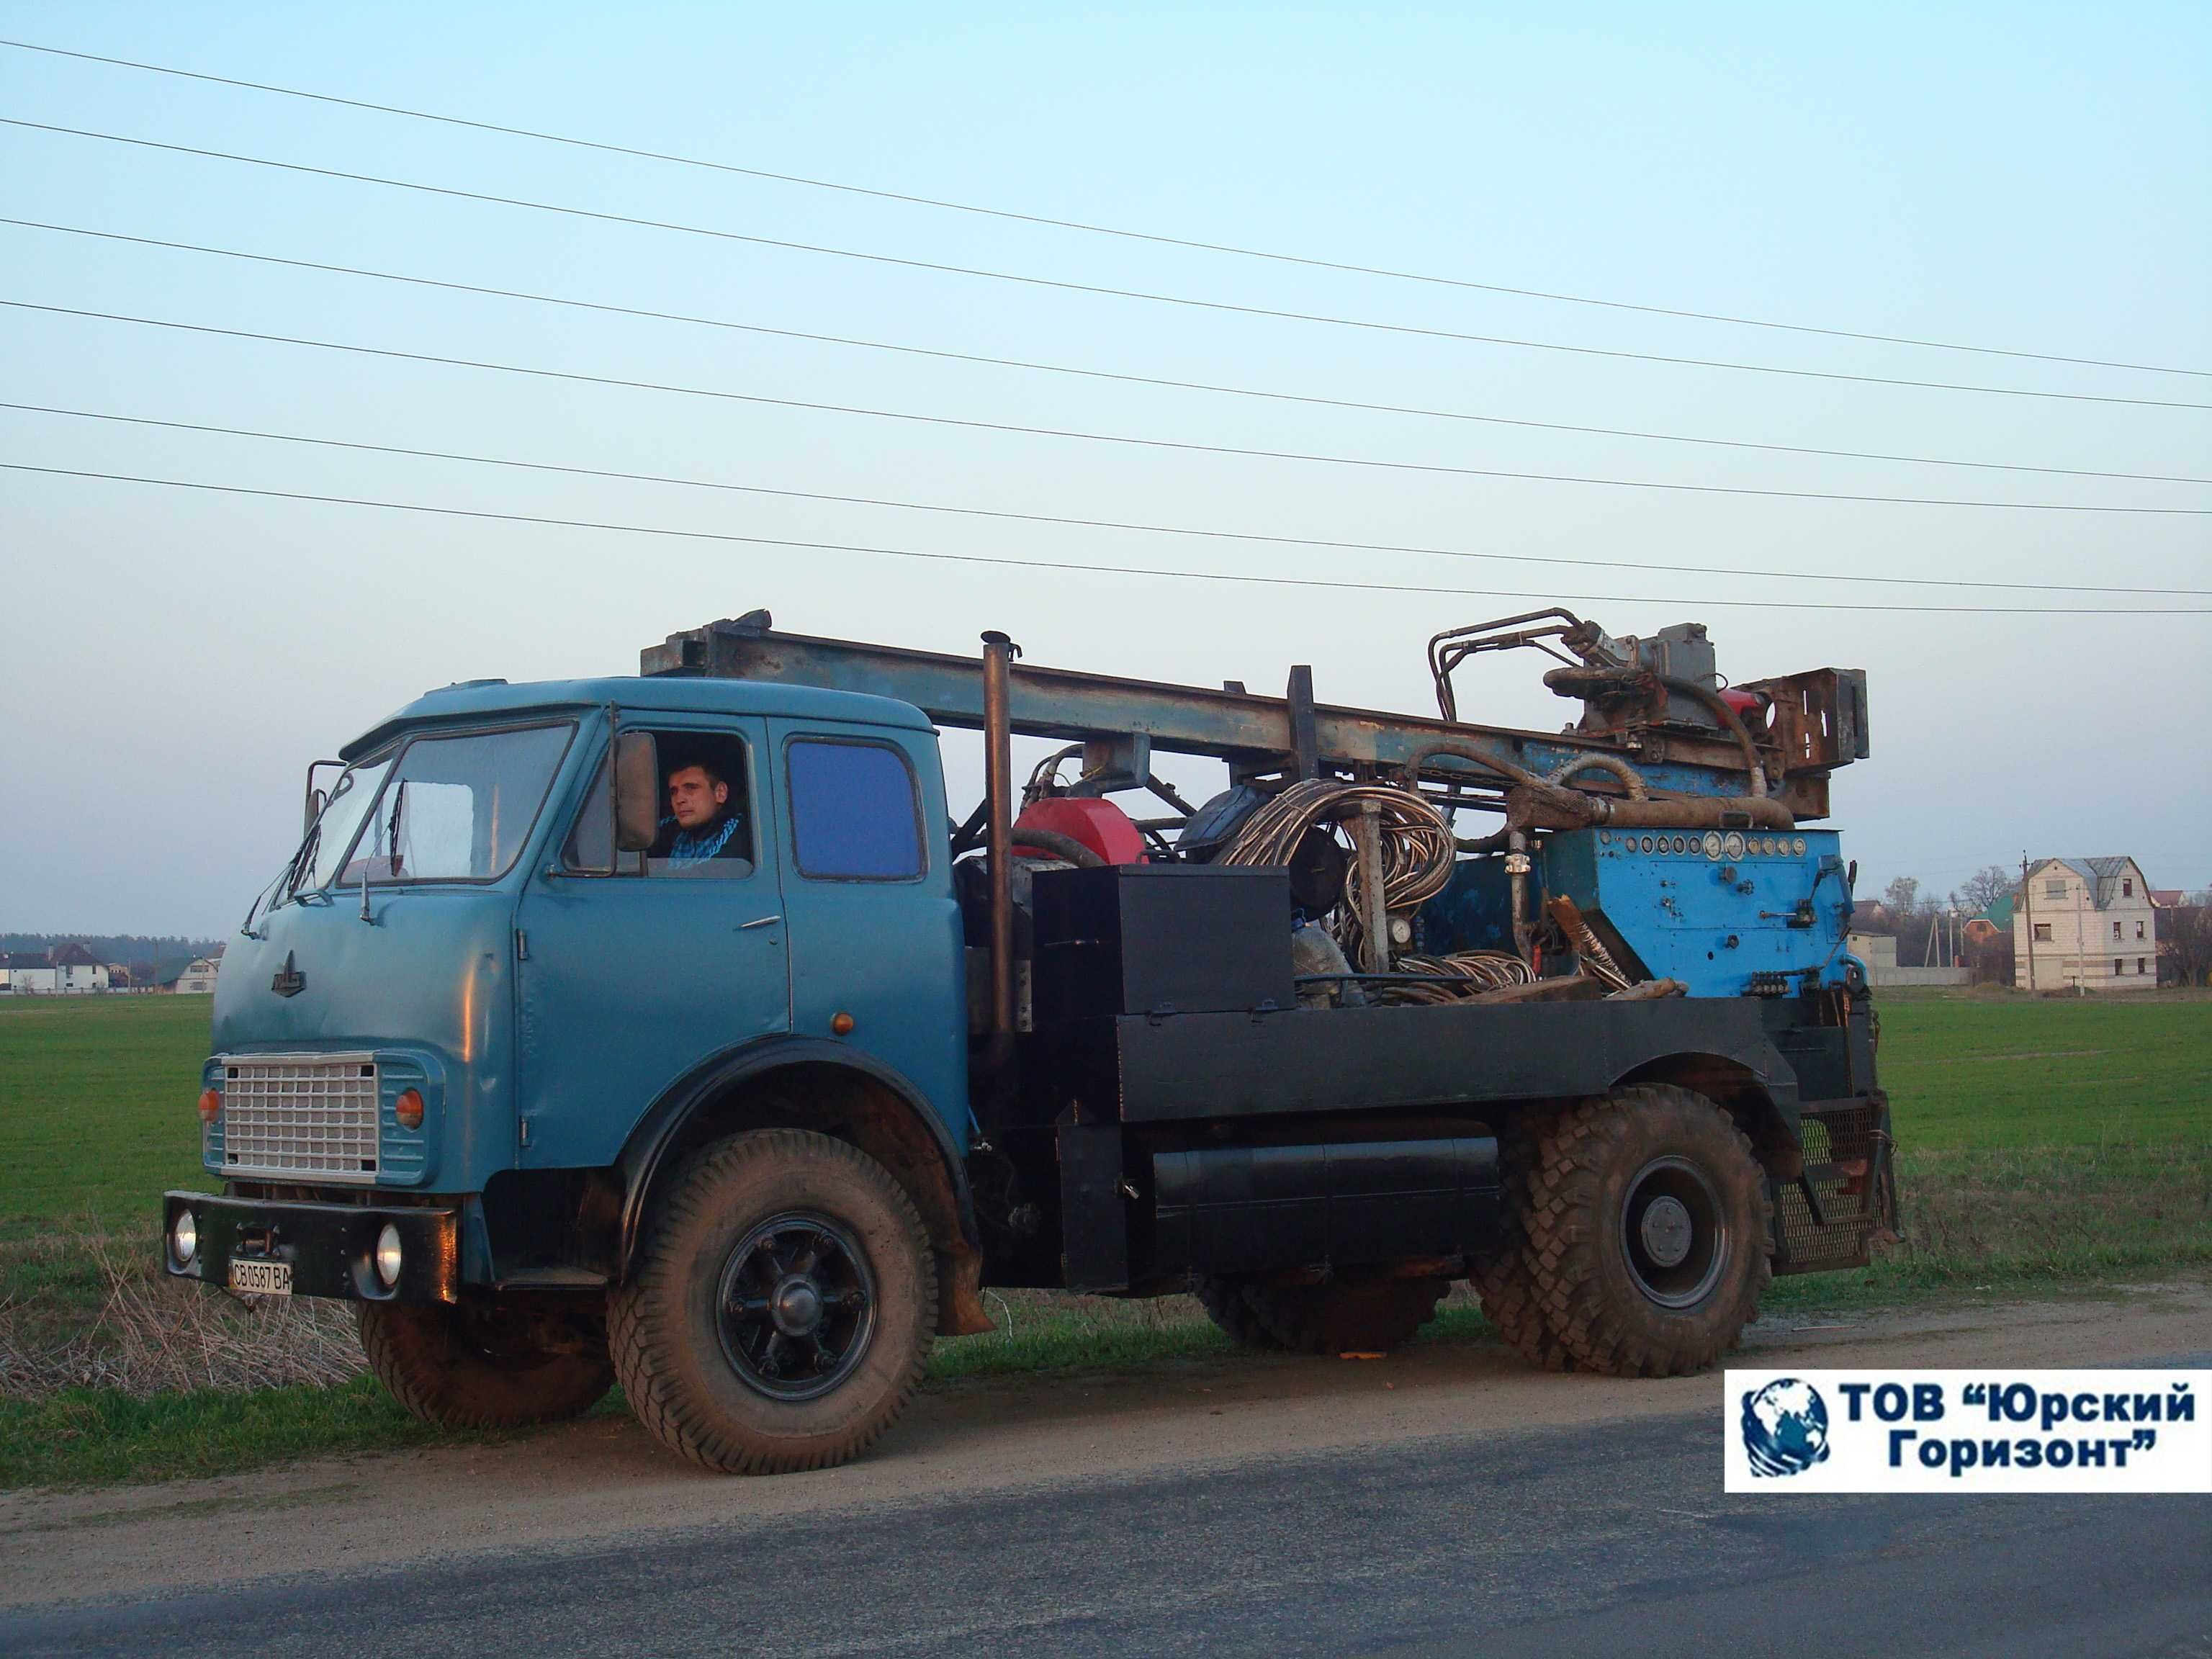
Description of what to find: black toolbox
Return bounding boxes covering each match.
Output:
[1029,864,1296,1021]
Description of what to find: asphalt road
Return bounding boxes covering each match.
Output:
[9,1402,2208,1658]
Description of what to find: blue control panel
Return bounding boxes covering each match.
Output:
[1422,827,1855,998]
[1546,826,1853,997]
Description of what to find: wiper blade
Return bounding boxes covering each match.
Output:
[280,821,322,903]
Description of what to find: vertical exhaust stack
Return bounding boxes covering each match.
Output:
[981,631,1020,1064]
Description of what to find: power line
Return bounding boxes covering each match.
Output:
[10,400,2208,598]
[10,298,2208,516]
[5,33,2203,382]
[11,116,2211,415]
[6,460,2203,615]
[9,216,2205,491]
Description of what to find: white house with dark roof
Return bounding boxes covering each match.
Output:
[2,945,110,993]
[2,953,57,994]
[2013,856,2157,992]
[48,943,109,993]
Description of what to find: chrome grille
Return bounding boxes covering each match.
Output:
[220,1053,381,1181]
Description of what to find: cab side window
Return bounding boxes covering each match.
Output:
[786,738,923,881]
[564,729,757,878]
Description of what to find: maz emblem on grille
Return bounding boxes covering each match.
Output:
[271,951,306,998]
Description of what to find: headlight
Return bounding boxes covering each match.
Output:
[171,1208,198,1267]
[374,1223,403,1287]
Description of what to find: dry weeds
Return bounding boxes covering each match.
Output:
[0,1233,364,1401]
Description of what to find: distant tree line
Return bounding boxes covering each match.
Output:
[2160,897,2212,988]
[1,934,223,964]
[1867,866,2013,972]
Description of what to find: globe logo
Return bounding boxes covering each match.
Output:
[1741,1377,1831,1477]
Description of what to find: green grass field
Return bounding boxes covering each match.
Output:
[1874,988,2210,1148]
[0,987,2205,1488]
[2,988,2202,1237]
[0,997,211,1238]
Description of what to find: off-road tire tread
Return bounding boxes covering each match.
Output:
[608,1128,936,1475]
[1468,1114,1578,1372]
[1522,1084,1771,1379]
[357,1298,614,1430]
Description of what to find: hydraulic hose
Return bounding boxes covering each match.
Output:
[1654,673,1780,798]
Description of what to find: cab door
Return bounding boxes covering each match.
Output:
[766,721,968,1136]
[515,716,789,1168]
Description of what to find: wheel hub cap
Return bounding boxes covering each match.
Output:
[771,1276,824,1336]
[1619,1156,1730,1310]
[1640,1196,1693,1267]
[715,1212,878,1403]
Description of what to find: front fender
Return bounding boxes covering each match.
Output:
[613,1035,977,1274]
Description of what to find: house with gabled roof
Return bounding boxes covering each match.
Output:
[48,942,109,994]
[2,952,57,994]
[2013,856,2157,992]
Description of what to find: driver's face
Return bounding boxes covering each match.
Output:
[667,765,729,830]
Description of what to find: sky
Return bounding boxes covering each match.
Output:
[1,2,2207,936]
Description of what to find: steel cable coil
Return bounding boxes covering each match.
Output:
[1375,951,1535,1004]
[1219,779,1456,914]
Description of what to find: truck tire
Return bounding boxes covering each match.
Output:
[1521,1084,1771,1377]
[1468,1114,1576,1372]
[357,1291,614,1429]
[1241,1273,1448,1355]
[609,1128,935,1475]
[1192,1274,1285,1349]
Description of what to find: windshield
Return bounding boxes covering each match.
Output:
[332,724,574,887]
[285,724,572,896]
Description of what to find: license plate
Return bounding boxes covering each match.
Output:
[228,1258,292,1297]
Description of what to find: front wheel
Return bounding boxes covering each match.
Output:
[358,1290,614,1429]
[1521,1085,1771,1377]
[610,1128,936,1475]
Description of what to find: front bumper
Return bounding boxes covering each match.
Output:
[163,1191,459,1304]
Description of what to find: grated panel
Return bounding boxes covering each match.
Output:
[1774,1105,1882,1272]
[220,1053,381,1181]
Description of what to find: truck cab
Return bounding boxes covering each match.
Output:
[173,677,984,1452]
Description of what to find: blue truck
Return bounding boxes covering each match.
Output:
[166,608,1892,1473]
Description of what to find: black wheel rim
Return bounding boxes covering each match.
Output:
[1619,1156,1729,1310]
[715,1211,877,1402]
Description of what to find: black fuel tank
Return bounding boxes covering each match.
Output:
[1151,1136,1500,1277]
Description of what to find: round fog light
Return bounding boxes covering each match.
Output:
[171,1208,198,1267]
[374,1223,403,1287]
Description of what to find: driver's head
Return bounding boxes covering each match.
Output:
[667,763,729,830]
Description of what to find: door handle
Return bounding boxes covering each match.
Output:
[739,914,783,930]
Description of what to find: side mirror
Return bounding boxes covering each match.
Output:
[303,760,343,835]
[613,731,660,853]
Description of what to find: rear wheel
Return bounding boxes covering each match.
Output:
[358,1290,613,1429]
[610,1129,935,1475]
[1521,1085,1771,1377]
[1470,1115,1576,1372]
[1240,1273,1448,1355]
[1192,1274,1286,1349]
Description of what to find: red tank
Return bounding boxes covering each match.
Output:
[1013,797,1148,865]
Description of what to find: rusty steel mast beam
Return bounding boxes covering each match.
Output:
[642,617,1848,818]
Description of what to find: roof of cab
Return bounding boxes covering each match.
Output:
[341,675,932,760]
